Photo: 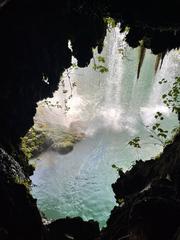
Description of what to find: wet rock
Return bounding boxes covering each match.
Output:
[47,217,100,240]
[100,133,180,240]
[0,2,179,240]
[21,127,50,159]
[50,131,85,154]
[112,159,156,201]
[21,124,86,157]
[0,0,106,151]
[0,148,45,240]
[0,148,25,182]
[99,205,130,240]
[51,140,74,154]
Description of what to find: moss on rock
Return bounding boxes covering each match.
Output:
[21,125,85,158]
[21,127,48,159]
[49,131,85,154]
[51,140,74,154]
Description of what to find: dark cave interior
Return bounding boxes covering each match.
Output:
[0,1,180,239]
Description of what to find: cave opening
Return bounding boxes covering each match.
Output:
[21,25,180,228]
[0,1,180,239]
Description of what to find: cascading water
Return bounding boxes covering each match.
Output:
[31,26,180,227]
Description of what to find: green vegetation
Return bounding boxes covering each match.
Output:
[21,125,85,159]
[21,127,46,160]
[50,130,85,154]
[42,63,78,113]
[14,175,31,191]
[112,164,125,177]
[128,136,141,161]
[112,164,123,172]
[103,17,116,31]
[128,137,141,149]
[161,76,180,114]
[52,139,74,154]
[93,55,108,73]
[109,71,179,171]
[117,198,125,205]
[113,75,180,172]
[147,76,180,146]
[123,76,180,165]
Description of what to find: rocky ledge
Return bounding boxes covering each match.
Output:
[47,217,100,240]
[21,124,85,158]
[99,132,180,240]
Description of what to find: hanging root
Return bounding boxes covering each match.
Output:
[137,44,146,79]
[154,51,167,75]
[154,53,162,74]
[160,51,166,69]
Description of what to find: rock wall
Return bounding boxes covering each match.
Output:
[0,0,106,151]
[0,148,44,240]
[47,217,100,240]
[0,0,179,151]
[0,1,179,240]
[100,133,180,240]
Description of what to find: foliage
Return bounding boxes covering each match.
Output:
[158,78,167,84]
[154,111,164,120]
[160,76,180,114]
[128,137,141,149]
[112,164,123,172]
[147,76,180,145]
[21,127,46,160]
[103,17,116,31]
[117,198,125,205]
[104,17,129,60]
[93,55,108,73]
[112,164,126,179]
[144,111,169,146]
[51,131,84,154]
[15,175,31,191]
[21,125,85,159]
[97,56,105,63]
[43,99,62,109]
[148,76,180,146]
[128,76,180,156]
[147,121,169,146]
[42,63,78,113]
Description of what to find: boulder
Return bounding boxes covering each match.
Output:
[47,217,100,240]
[21,125,86,158]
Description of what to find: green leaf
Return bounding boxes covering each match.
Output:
[162,94,167,99]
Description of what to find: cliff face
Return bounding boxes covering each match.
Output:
[0,148,44,240]
[0,1,179,240]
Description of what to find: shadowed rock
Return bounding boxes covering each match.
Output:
[47,217,100,240]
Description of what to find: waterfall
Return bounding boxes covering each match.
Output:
[31,26,180,227]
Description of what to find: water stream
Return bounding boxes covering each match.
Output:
[31,26,180,227]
